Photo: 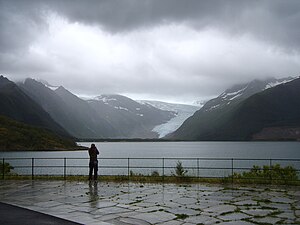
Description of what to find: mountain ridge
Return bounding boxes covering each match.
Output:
[19,78,119,138]
[169,77,300,141]
[87,94,176,138]
[3,75,299,141]
[0,76,70,137]
[18,79,176,138]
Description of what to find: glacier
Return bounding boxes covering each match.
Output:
[138,100,200,138]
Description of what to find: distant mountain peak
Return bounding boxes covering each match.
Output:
[1,77,71,137]
[0,75,14,88]
[170,76,300,141]
[0,75,9,81]
[93,94,118,103]
[264,77,295,90]
[55,85,68,92]
[202,76,296,112]
[37,79,60,91]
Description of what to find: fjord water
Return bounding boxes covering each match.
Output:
[1,142,300,176]
[2,141,299,158]
[84,141,300,158]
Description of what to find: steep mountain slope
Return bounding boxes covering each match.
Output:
[170,77,300,140]
[0,115,77,150]
[138,100,199,138]
[19,79,118,139]
[88,95,176,138]
[54,87,119,138]
[201,77,294,112]
[19,79,175,138]
[0,76,69,137]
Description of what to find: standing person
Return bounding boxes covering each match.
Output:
[88,143,99,181]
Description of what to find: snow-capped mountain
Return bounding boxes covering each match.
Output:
[202,77,296,112]
[0,76,70,137]
[37,79,60,91]
[193,100,207,108]
[170,77,300,141]
[138,100,199,138]
[88,95,176,138]
[18,80,176,139]
[264,78,297,90]
[19,78,118,138]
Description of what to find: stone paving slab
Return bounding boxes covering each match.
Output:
[0,181,299,225]
[0,202,81,225]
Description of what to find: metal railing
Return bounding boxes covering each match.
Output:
[1,157,300,183]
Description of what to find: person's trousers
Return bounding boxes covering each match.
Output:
[89,160,98,180]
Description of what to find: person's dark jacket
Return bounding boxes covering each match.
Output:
[89,146,99,161]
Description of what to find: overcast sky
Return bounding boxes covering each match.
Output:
[1,0,300,104]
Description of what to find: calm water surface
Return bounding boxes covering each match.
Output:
[1,141,300,158]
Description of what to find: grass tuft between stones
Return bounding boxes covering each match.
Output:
[175,213,189,220]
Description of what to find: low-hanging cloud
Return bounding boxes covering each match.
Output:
[43,0,300,52]
[1,0,300,104]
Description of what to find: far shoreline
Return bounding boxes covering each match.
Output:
[77,139,300,142]
[0,146,88,152]
[1,139,299,152]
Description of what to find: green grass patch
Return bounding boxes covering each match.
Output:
[175,214,189,220]
[226,164,299,185]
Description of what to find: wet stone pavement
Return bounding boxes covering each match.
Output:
[0,180,299,225]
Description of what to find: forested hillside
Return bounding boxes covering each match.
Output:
[0,115,78,150]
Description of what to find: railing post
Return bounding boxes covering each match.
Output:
[64,158,66,180]
[127,158,130,181]
[2,158,4,180]
[231,158,234,184]
[32,158,34,180]
[269,159,272,184]
[162,158,165,182]
[197,158,199,179]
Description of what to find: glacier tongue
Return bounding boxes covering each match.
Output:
[138,100,200,138]
[152,110,198,138]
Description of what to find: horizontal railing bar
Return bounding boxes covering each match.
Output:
[25,165,300,169]
[9,166,300,172]
[2,157,300,161]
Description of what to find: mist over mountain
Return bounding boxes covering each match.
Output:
[2,74,299,141]
[0,76,69,137]
[54,86,119,138]
[19,78,119,139]
[18,78,176,138]
[201,77,295,112]
[170,77,300,141]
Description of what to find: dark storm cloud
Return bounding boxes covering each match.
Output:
[1,0,300,52]
[44,0,300,51]
[0,0,300,103]
[0,0,46,53]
